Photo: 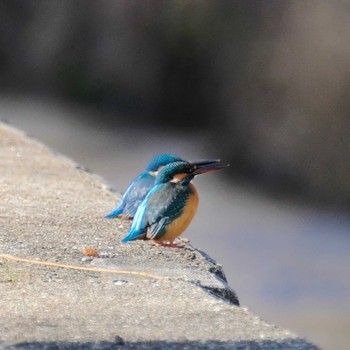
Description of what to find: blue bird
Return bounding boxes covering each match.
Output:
[105,154,221,220]
[121,160,228,247]
[105,154,184,219]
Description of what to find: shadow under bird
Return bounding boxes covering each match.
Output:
[121,160,229,247]
[105,153,220,219]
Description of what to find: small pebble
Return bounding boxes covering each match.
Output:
[113,279,128,285]
[81,257,93,262]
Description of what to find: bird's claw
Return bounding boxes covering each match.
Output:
[152,241,185,248]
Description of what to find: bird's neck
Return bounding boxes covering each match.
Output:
[170,173,194,185]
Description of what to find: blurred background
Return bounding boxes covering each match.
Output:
[1,1,350,349]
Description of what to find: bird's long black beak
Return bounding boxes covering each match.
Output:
[188,159,221,167]
[192,161,229,175]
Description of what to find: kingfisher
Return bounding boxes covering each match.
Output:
[105,153,220,220]
[121,160,228,246]
[105,154,184,219]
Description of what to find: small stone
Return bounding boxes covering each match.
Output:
[81,257,93,262]
[113,279,128,285]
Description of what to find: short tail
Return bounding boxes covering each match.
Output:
[121,228,145,243]
[121,236,131,243]
[104,206,122,219]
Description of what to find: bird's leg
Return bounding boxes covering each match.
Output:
[152,240,185,248]
[118,214,133,220]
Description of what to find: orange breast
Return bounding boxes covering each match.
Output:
[156,183,199,243]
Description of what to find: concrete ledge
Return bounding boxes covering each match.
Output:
[0,122,319,349]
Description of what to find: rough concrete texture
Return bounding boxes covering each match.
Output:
[0,122,318,349]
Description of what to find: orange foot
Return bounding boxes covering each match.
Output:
[118,214,133,220]
[152,241,185,248]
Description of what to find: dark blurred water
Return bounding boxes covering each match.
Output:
[1,95,350,350]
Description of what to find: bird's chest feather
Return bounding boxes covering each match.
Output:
[157,183,199,242]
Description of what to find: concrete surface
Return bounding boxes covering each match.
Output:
[0,122,318,349]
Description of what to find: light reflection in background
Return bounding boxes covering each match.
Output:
[1,96,350,350]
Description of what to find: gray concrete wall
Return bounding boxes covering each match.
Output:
[0,122,318,349]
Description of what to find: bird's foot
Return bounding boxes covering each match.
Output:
[119,214,133,220]
[152,241,185,248]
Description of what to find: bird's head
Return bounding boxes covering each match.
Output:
[145,153,224,176]
[155,160,229,185]
[145,153,183,173]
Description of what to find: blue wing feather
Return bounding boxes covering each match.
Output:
[105,172,155,219]
[121,183,190,242]
[121,184,161,242]
[147,185,189,239]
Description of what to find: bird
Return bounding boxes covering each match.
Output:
[105,153,184,219]
[105,153,221,220]
[121,160,228,247]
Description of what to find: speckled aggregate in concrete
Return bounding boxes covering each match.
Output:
[0,123,318,349]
